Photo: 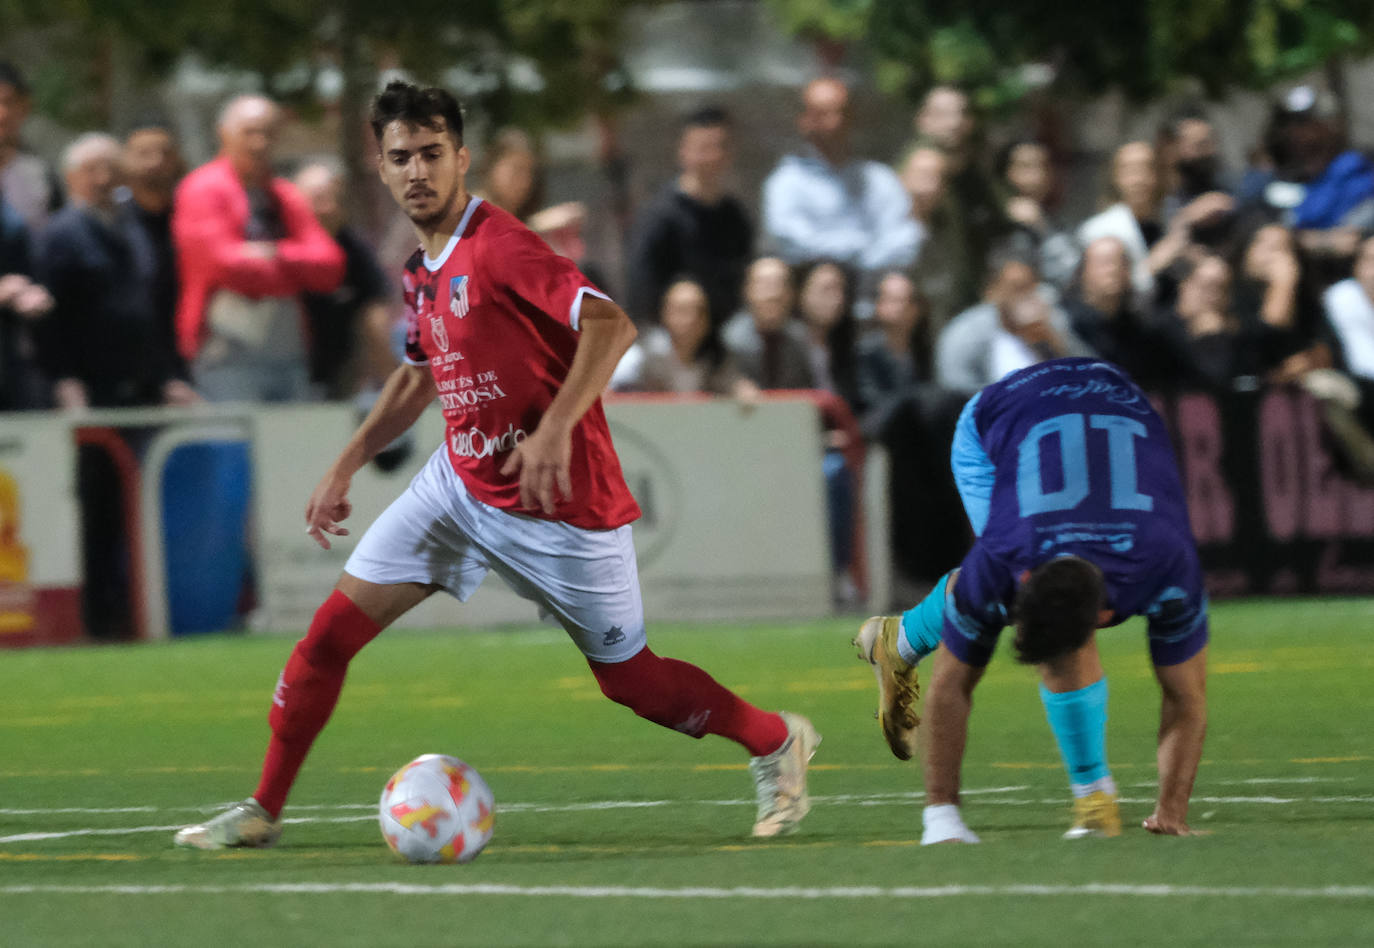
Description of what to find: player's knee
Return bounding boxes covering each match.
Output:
[1012,557,1105,665]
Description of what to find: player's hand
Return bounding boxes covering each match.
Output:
[500,422,572,516]
[1142,809,1198,836]
[305,470,353,550]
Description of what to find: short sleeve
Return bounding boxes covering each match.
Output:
[1143,546,1210,666]
[487,223,610,330]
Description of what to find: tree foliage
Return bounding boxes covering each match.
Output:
[3,0,657,131]
[766,0,1374,110]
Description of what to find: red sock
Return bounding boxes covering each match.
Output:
[252,590,380,818]
[588,646,788,757]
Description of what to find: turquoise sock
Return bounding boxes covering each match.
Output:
[1038,677,1111,786]
[897,571,952,664]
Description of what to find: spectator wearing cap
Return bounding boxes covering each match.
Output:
[0,61,60,235]
[172,94,345,402]
[1252,87,1374,265]
[625,107,753,329]
[762,78,919,310]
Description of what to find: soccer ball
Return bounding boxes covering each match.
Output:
[378,753,495,864]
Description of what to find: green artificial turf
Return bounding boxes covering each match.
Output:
[2,598,1372,946]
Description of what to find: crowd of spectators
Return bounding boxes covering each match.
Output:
[8,59,1374,601]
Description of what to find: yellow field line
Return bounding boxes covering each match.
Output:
[0,755,1368,780]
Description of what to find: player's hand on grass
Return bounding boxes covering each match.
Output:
[305,471,353,550]
[501,422,572,516]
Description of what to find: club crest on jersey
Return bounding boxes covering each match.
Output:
[449,275,471,319]
[429,313,450,353]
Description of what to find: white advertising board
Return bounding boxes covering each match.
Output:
[251,398,831,633]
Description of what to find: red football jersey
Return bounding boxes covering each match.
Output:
[400,198,641,529]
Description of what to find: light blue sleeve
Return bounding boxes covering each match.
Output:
[761,160,873,266]
[950,392,995,536]
[858,163,920,270]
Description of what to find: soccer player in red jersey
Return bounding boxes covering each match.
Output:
[175,82,819,850]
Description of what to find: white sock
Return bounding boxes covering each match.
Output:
[1069,776,1118,799]
[921,803,981,845]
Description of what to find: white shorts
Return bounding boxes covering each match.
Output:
[345,446,646,663]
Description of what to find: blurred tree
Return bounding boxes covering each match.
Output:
[2,0,658,230]
[766,0,1374,116]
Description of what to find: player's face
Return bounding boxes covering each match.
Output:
[378,120,469,228]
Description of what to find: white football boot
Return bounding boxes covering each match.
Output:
[173,798,283,850]
[749,712,821,837]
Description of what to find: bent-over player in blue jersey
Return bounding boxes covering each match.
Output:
[854,358,1208,843]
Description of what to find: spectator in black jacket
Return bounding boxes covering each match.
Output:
[625,107,753,329]
[295,160,395,400]
[120,120,187,382]
[1064,235,1178,390]
[37,132,193,409]
[0,190,52,409]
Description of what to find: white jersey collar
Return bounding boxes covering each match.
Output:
[422,196,484,272]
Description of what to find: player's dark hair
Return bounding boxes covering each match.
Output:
[1011,557,1105,665]
[0,61,30,96]
[681,106,731,132]
[370,80,464,146]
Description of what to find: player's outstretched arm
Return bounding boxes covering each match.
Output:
[501,296,637,515]
[306,363,437,549]
[1145,646,1208,835]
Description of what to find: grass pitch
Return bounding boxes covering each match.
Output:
[2,598,1373,946]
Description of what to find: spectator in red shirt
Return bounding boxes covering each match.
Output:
[172,94,344,402]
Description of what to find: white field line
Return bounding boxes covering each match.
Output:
[4,789,1373,845]
[1,882,1373,900]
[0,807,158,815]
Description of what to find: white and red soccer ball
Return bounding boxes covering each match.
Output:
[378,754,495,864]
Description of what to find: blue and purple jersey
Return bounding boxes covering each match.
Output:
[943,358,1208,667]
